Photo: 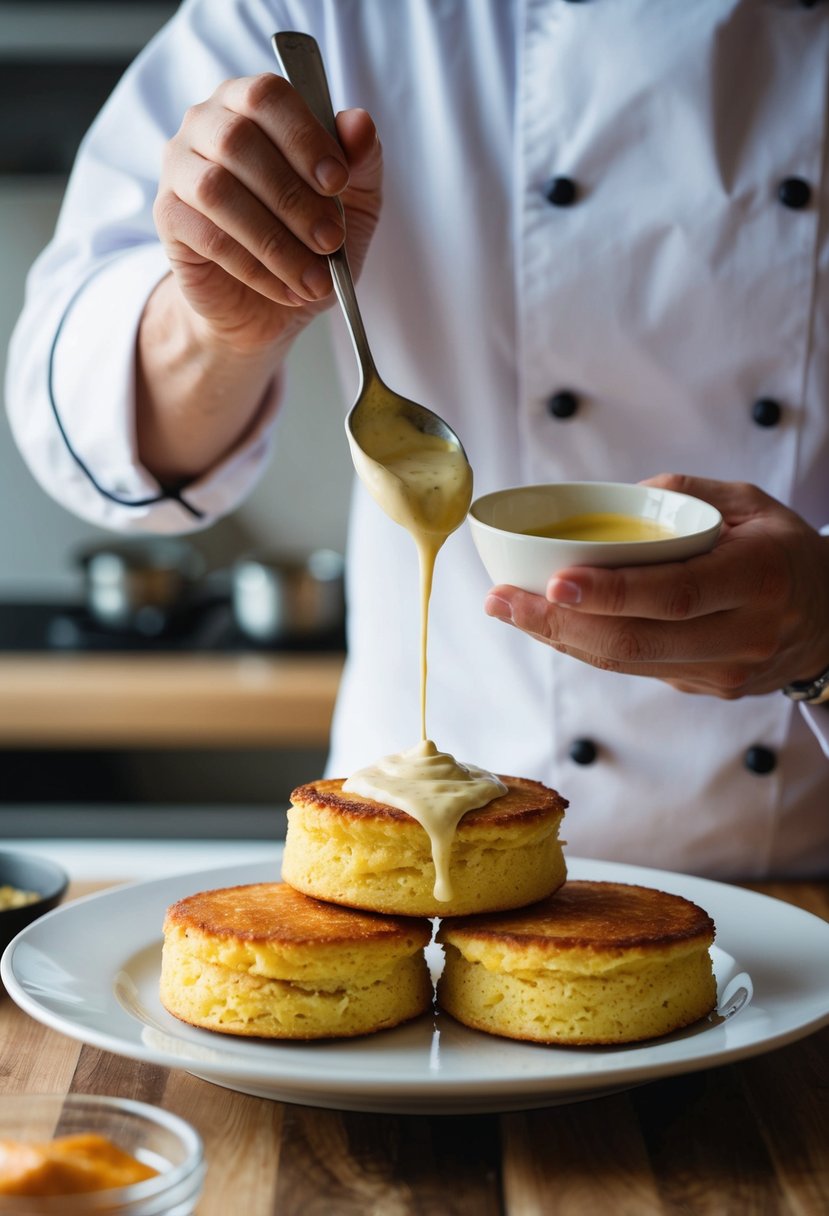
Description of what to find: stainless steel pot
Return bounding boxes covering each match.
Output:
[231,549,345,643]
[77,539,204,636]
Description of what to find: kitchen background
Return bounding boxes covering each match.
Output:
[1,1,352,839]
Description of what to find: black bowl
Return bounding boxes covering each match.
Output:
[0,850,69,958]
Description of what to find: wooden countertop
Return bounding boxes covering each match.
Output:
[2,878,827,1214]
[0,652,343,747]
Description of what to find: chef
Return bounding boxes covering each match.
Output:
[6,0,829,878]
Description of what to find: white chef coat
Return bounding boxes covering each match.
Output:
[6,0,829,878]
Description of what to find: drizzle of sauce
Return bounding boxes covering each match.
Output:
[345,739,506,901]
[344,400,505,900]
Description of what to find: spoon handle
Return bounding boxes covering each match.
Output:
[272,31,377,386]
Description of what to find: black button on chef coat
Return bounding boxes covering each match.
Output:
[752,398,782,428]
[548,390,580,419]
[570,738,598,765]
[546,176,578,207]
[778,177,811,209]
[744,745,777,775]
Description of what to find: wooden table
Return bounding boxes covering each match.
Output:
[2,880,827,1214]
[0,653,343,748]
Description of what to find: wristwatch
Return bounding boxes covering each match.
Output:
[783,664,829,705]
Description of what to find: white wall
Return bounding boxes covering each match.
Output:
[0,177,353,599]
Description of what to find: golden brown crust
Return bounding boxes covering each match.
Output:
[164,882,431,948]
[290,776,568,828]
[439,881,715,953]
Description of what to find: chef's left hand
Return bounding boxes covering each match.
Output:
[484,474,829,699]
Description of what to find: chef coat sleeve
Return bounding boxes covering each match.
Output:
[4,0,291,535]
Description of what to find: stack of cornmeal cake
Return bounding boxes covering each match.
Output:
[160,776,717,1044]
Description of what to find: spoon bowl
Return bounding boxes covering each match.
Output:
[346,383,464,456]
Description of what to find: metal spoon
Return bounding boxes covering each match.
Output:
[271,31,468,460]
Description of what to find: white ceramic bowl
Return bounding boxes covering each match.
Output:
[468,481,722,594]
[0,1094,205,1214]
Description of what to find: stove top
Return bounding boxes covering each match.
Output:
[0,600,345,654]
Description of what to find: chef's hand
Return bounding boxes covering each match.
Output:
[153,73,382,352]
[137,75,382,484]
[484,474,829,700]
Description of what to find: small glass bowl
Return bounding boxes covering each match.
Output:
[0,1094,205,1214]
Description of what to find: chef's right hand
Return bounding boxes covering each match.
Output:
[153,73,382,353]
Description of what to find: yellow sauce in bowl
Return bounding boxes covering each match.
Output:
[0,886,39,911]
[521,512,674,542]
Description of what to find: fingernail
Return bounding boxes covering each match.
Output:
[314,156,348,193]
[547,578,582,605]
[312,217,345,252]
[283,287,305,306]
[300,260,332,300]
[485,595,513,622]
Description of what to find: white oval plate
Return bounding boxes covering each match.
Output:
[3,855,829,1114]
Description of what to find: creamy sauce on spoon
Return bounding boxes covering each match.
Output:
[344,399,506,900]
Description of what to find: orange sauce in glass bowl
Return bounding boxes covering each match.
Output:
[0,1133,158,1197]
